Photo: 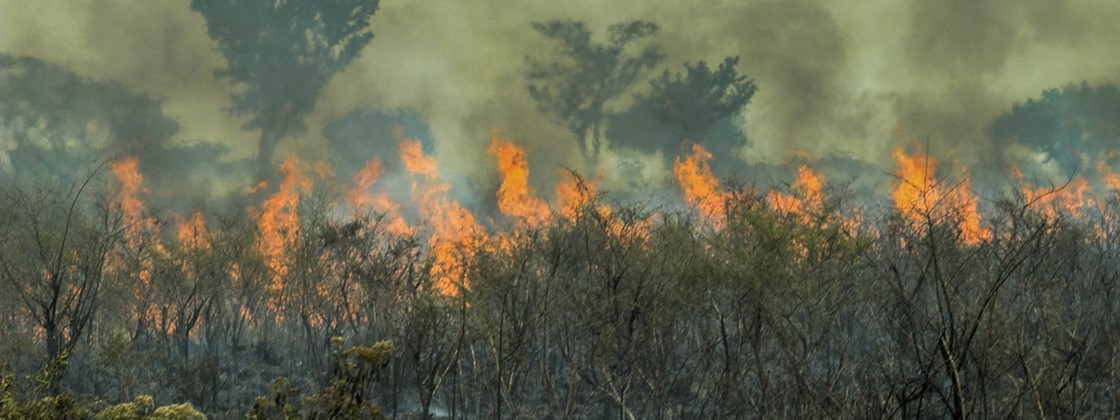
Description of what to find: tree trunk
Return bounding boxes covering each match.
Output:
[46,322,60,363]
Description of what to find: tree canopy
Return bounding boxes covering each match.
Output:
[526,20,664,162]
[191,0,380,177]
[989,82,1120,176]
[609,56,756,157]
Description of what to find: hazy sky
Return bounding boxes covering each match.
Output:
[2,0,1118,194]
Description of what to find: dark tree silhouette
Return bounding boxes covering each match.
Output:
[609,57,756,158]
[190,0,380,179]
[647,57,755,146]
[989,82,1120,176]
[526,20,663,163]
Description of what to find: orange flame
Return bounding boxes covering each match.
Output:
[892,147,938,219]
[892,147,989,244]
[1098,158,1120,192]
[110,157,155,243]
[177,211,210,251]
[1010,164,1092,219]
[347,156,411,235]
[109,156,167,287]
[556,170,596,221]
[399,131,483,295]
[767,165,825,218]
[489,134,550,226]
[674,144,728,225]
[254,157,311,292]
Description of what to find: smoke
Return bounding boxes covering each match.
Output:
[0,53,245,209]
[2,0,1118,206]
[988,83,1120,183]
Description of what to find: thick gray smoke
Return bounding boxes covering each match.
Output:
[0,54,244,210]
[1,0,1118,207]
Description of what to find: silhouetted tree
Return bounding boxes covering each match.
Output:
[526,20,663,163]
[989,82,1120,176]
[610,57,756,157]
[190,0,380,179]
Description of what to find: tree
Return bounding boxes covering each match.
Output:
[0,170,125,393]
[526,20,663,163]
[609,57,756,157]
[190,0,381,179]
[988,82,1120,177]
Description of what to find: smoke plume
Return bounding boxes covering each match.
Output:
[2,0,1119,207]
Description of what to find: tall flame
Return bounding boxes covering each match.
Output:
[892,147,989,244]
[111,157,154,244]
[891,147,938,220]
[254,157,311,292]
[674,144,728,225]
[489,133,550,225]
[399,131,483,295]
[109,156,167,286]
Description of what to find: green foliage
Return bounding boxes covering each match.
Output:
[1,362,89,419]
[150,403,206,420]
[93,394,154,419]
[93,394,206,419]
[644,57,756,134]
[246,377,302,420]
[27,350,70,397]
[247,339,392,419]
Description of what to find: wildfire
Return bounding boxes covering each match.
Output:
[767,165,825,218]
[674,144,728,226]
[177,211,210,251]
[556,170,597,221]
[111,157,156,244]
[109,156,168,287]
[347,156,411,235]
[399,132,484,296]
[489,133,551,226]
[1010,164,1093,219]
[254,157,312,293]
[1098,158,1120,192]
[892,147,989,244]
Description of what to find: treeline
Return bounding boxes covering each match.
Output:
[3,174,1120,419]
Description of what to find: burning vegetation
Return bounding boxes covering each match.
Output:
[5,3,1120,418]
